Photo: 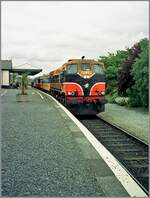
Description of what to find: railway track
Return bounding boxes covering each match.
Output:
[78,115,149,195]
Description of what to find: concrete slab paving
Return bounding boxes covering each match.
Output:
[1,88,129,196]
[98,103,148,144]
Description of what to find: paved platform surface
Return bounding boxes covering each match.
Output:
[1,88,129,196]
[98,103,148,144]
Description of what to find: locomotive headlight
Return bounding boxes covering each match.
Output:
[98,91,105,96]
[84,83,89,88]
[101,91,105,95]
[68,91,75,96]
[83,75,90,79]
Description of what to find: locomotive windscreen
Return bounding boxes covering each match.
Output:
[81,63,90,71]
[67,64,77,74]
[93,64,104,74]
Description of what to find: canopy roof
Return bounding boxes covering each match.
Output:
[11,63,42,75]
[11,68,42,75]
[1,61,42,75]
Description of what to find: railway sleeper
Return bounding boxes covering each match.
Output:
[114,149,148,155]
[86,122,113,127]
[111,152,148,160]
[92,131,124,135]
[106,144,142,150]
[91,129,129,136]
[85,126,112,130]
[98,137,132,142]
[112,148,144,152]
[124,161,148,167]
[93,133,125,137]
[122,156,148,161]
[100,141,135,146]
[137,174,149,180]
[84,123,109,128]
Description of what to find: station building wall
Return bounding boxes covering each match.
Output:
[1,70,10,86]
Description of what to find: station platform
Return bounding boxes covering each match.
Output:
[1,88,146,197]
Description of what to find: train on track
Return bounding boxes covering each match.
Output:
[33,57,107,115]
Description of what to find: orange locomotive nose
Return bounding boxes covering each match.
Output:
[63,83,84,96]
[90,82,106,96]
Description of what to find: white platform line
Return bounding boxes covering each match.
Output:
[38,90,147,197]
[1,90,7,97]
[35,91,44,99]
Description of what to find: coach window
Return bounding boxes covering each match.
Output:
[67,64,77,74]
[93,64,104,74]
[81,63,90,71]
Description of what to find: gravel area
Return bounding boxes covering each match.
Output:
[98,103,148,144]
[2,89,129,196]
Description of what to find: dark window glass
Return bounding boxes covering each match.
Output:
[93,64,104,74]
[81,63,90,71]
[43,78,50,83]
[67,64,77,74]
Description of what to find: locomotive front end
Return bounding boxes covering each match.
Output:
[63,59,107,115]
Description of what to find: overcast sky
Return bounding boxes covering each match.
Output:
[2,1,149,76]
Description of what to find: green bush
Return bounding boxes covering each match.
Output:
[106,88,118,103]
[115,97,129,106]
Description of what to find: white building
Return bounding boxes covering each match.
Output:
[1,60,12,87]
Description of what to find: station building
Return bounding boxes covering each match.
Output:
[1,60,42,87]
[1,60,12,87]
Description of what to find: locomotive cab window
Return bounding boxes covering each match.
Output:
[93,64,104,74]
[67,64,77,74]
[81,63,90,71]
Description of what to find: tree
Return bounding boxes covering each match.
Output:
[118,42,141,96]
[99,50,129,94]
[20,73,28,95]
[128,38,149,107]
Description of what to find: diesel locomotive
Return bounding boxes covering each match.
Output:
[33,58,107,115]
